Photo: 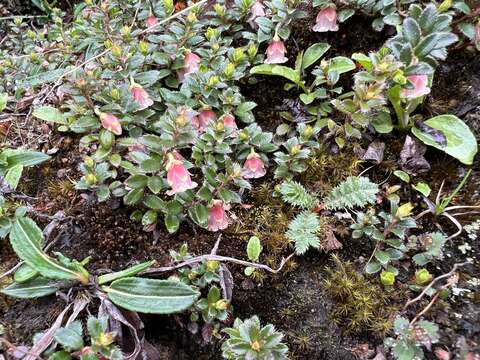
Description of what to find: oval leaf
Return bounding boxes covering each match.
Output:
[412,115,478,165]
[302,43,330,70]
[1,277,59,299]
[103,278,200,314]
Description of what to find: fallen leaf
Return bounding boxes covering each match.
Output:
[399,135,430,175]
[362,141,385,164]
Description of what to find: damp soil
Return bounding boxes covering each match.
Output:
[1,9,480,360]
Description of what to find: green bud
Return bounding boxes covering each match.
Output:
[26,30,36,39]
[207,75,219,87]
[239,129,249,141]
[205,27,217,41]
[139,41,149,55]
[214,3,225,16]
[392,70,407,85]
[438,0,452,12]
[14,17,22,26]
[302,125,314,139]
[186,12,197,23]
[247,44,258,59]
[84,156,95,168]
[380,271,395,286]
[121,26,131,38]
[85,174,97,186]
[233,48,246,63]
[415,268,432,285]
[223,62,235,78]
[110,88,120,100]
[206,260,219,272]
[215,299,228,310]
[290,144,301,155]
[163,0,174,14]
[30,52,40,63]
[85,0,93,5]
[212,43,220,51]
[111,45,122,58]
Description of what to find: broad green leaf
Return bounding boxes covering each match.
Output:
[250,64,300,85]
[165,214,180,233]
[351,53,373,71]
[247,236,262,261]
[4,149,50,168]
[393,170,410,183]
[14,263,39,283]
[98,260,156,285]
[4,164,23,190]
[1,277,58,298]
[403,18,421,46]
[338,9,355,22]
[412,115,478,165]
[365,261,381,274]
[374,249,391,265]
[0,93,7,112]
[10,217,89,283]
[328,57,356,74]
[302,43,330,70]
[33,106,66,124]
[412,182,431,197]
[54,321,84,351]
[371,112,393,133]
[188,203,208,226]
[103,278,200,314]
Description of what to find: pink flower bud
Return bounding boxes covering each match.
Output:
[401,75,430,99]
[265,38,288,64]
[248,1,265,27]
[208,200,230,231]
[130,83,153,109]
[166,155,198,195]
[242,151,266,179]
[192,109,216,132]
[222,114,238,137]
[99,112,122,135]
[313,8,339,32]
[177,51,201,82]
[146,15,158,31]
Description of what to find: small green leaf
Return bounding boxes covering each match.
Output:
[0,93,7,112]
[14,263,38,283]
[302,43,330,70]
[98,260,155,285]
[365,261,381,274]
[250,64,301,85]
[54,321,84,351]
[188,203,208,226]
[33,106,67,124]
[103,278,200,314]
[412,115,478,165]
[4,164,23,190]
[374,249,391,265]
[412,182,431,197]
[394,170,410,183]
[329,56,356,74]
[247,236,262,261]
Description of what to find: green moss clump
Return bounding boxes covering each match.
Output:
[324,256,397,336]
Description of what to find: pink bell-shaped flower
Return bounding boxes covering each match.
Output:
[208,200,230,231]
[166,154,198,195]
[222,114,238,137]
[313,8,339,32]
[248,1,265,27]
[192,109,216,132]
[97,111,122,135]
[130,79,153,109]
[242,150,266,179]
[265,36,288,64]
[177,51,201,82]
[146,15,158,29]
[401,75,430,99]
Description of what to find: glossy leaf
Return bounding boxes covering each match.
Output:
[412,115,478,165]
[302,43,330,70]
[33,106,66,124]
